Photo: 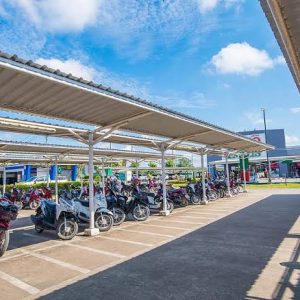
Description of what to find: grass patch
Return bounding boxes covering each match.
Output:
[247,183,300,189]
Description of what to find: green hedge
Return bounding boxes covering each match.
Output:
[1,181,86,192]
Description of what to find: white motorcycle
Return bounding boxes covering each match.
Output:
[74,193,114,232]
[31,198,78,240]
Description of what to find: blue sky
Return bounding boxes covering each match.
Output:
[0,0,299,147]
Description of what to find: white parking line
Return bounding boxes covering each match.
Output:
[160,220,204,225]
[66,243,126,259]
[22,232,50,240]
[175,215,213,220]
[9,225,35,232]
[138,223,189,231]
[187,212,224,216]
[23,251,90,274]
[117,228,174,238]
[99,236,154,247]
[0,270,40,295]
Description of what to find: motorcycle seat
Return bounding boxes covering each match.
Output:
[74,199,90,207]
[44,200,56,219]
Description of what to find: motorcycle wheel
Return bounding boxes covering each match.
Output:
[111,208,126,226]
[29,200,39,210]
[179,197,189,207]
[95,213,114,232]
[0,229,9,257]
[167,201,174,213]
[208,191,218,201]
[35,224,44,233]
[132,205,150,221]
[15,200,23,210]
[190,194,201,205]
[56,219,78,240]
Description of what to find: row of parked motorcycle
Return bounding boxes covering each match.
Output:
[0,177,242,257]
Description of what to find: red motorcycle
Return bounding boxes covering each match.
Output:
[0,198,18,257]
[21,187,41,209]
[6,187,23,208]
[39,186,53,200]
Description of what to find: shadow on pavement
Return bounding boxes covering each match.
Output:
[32,194,300,299]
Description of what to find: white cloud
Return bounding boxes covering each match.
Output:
[224,0,244,9]
[286,135,300,146]
[35,57,151,99]
[290,107,300,114]
[245,112,272,126]
[11,0,102,32]
[155,92,216,110]
[198,0,219,13]
[36,58,96,81]
[211,42,285,76]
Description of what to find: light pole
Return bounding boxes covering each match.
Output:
[261,108,272,183]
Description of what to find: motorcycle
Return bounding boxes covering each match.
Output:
[186,181,201,204]
[39,186,53,200]
[74,192,114,232]
[4,187,23,209]
[106,186,127,226]
[0,198,19,257]
[120,194,150,221]
[31,198,78,240]
[21,187,41,209]
[165,186,189,207]
[132,186,174,214]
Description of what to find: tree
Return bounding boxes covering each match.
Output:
[130,161,140,168]
[178,157,193,168]
[111,161,122,167]
[165,159,175,168]
[148,161,157,168]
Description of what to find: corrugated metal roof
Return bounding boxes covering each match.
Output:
[0,117,226,154]
[0,51,273,152]
[0,140,175,160]
[260,0,300,92]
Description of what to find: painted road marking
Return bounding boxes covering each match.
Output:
[23,251,90,274]
[9,225,35,232]
[66,244,126,259]
[0,270,40,295]
[99,236,154,247]
[117,228,174,238]
[138,223,189,231]
[162,220,205,225]
[176,215,213,220]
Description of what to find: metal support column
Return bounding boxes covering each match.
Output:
[46,164,50,188]
[242,154,247,192]
[102,157,105,195]
[200,149,208,204]
[55,158,58,203]
[160,145,169,216]
[84,132,99,236]
[225,153,231,197]
[2,164,6,196]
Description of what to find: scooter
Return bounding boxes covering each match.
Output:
[132,186,174,214]
[21,187,41,209]
[165,186,189,207]
[0,198,19,257]
[120,194,150,221]
[74,192,114,232]
[186,181,201,204]
[31,198,78,240]
[106,188,127,226]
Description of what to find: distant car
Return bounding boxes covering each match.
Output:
[23,176,68,185]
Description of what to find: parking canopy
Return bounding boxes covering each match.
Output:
[0,117,230,155]
[260,0,300,92]
[0,51,272,152]
[0,140,175,161]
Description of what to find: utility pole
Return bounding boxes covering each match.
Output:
[261,108,272,183]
